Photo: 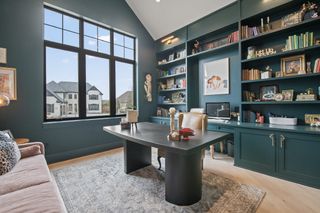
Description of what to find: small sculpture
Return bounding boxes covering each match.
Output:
[144,73,152,102]
[169,107,176,132]
[247,46,256,59]
[179,128,195,141]
[192,40,200,54]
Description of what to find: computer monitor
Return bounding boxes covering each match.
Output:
[206,102,231,120]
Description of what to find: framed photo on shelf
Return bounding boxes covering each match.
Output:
[305,114,320,124]
[0,67,17,100]
[166,78,174,89]
[281,55,305,76]
[260,85,278,101]
[282,89,294,101]
[168,54,174,62]
[203,58,229,95]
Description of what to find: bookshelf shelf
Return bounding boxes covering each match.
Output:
[241,17,320,43]
[241,45,320,63]
[187,42,238,60]
[242,101,320,105]
[158,103,187,106]
[159,88,186,92]
[158,73,186,80]
[157,57,186,67]
[241,72,320,84]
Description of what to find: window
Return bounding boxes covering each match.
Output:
[44,7,136,121]
[88,104,100,111]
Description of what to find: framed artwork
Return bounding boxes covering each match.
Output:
[204,58,229,95]
[282,89,294,101]
[0,67,17,100]
[0,48,7,64]
[260,85,278,101]
[305,114,320,124]
[281,55,305,76]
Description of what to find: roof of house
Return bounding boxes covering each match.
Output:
[47,81,103,95]
[46,88,65,103]
[117,91,133,103]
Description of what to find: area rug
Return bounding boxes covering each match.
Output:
[51,151,265,213]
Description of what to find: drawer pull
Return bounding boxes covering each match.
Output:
[269,134,275,147]
[280,135,286,148]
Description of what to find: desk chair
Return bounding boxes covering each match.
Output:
[157,112,208,170]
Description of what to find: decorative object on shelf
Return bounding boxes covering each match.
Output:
[144,73,152,102]
[120,117,131,130]
[204,58,229,95]
[274,93,284,101]
[260,85,278,101]
[192,40,200,54]
[269,117,297,126]
[255,113,264,124]
[316,39,320,45]
[247,46,256,59]
[166,78,174,89]
[0,67,17,100]
[159,82,166,90]
[265,16,271,32]
[313,58,320,73]
[0,94,10,107]
[255,48,276,58]
[168,107,176,133]
[126,109,138,128]
[282,89,294,101]
[281,12,302,27]
[300,2,319,21]
[281,54,306,76]
[179,128,195,141]
[275,71,283,78]
[158,59,167,65]
[168,54,174,62]
[305,114,320,126]
[306,62,312,73]
[0,48,7,64]
[296,88,317,101]
[261,71,272,79]
[243,90,256,102]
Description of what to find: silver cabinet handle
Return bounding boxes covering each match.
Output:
[280,135,286,149]
[269,134,275,147]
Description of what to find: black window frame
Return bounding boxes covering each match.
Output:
[44,6,136,122]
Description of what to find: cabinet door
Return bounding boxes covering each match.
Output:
[278,133,320,188]
[235,128,276,174]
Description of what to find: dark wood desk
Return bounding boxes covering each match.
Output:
[103,122,230,205]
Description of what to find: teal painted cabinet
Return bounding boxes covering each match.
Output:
[150,117,170,126]
[277,133,320,188]
[235,128,276,174]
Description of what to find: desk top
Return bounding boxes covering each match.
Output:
[103,122,230,154]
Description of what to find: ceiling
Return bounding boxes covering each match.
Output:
[126,0,237,40]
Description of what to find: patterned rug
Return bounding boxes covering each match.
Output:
[51,151,265,213]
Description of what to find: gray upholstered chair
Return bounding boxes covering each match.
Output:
[157,112,209,170]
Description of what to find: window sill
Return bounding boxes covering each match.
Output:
[42,117,122,129]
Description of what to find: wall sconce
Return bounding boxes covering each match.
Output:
[0,48,7,64]
[161,36,179,45]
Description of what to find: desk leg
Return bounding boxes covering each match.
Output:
[165,151,202,205]
[124,140,151,174]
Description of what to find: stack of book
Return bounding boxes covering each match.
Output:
[178,79,187,88]
[314,58,320,73]
[285,32,314,51]
[241,26,261,39]
[227,31,239,43]
[242,69,261,80]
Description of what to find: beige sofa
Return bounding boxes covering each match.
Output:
[0,142,66,213]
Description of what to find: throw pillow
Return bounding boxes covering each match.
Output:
[0,139,21,176]
[20,145,41,159]
[0,131,13,142]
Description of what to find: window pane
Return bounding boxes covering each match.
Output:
[114,32,124,45]
[84,36,97,51]
[125,48,134,60]
[46,47,78,119]
[44,8,62,28]
[63,31,79,47]
[98,41,110,54]
[125,36,134,49]
[116,61,134,115]
[63,15,79,33]
[84,22,97,38]
[44,25,62,43]
[98,27,110,42]
[114,45,124,57]
[86,55,110,116]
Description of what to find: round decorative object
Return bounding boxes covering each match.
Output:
[180,66,185,73]
[274,93,284,101]
[0,94,10,107]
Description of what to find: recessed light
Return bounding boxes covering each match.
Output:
[156,0,160,3]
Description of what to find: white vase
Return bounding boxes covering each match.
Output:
[126,110,138,123]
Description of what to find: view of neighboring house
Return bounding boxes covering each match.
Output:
[46,81,103,119]
[116,91,133,114]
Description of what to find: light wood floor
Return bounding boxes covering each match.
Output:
[49,148,320,213]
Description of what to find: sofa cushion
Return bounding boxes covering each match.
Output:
[20,144,41,159]
[0,139,21,176]
[0,155,51,196]
[0,182,67,213]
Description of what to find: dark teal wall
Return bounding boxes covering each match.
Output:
[0,0,156,163]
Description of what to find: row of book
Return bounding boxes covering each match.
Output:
[227,31,239,43]
[241,26,261,39]
[285,32,314,51]
[243,91,256,102]
[314,58,320,73]
[242,69,261,81]
[159,65,186,77]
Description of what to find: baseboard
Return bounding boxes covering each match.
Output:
[46,141,123,163]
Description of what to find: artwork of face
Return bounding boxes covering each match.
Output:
[286,60,301,73]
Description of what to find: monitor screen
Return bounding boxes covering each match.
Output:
[206,102,230,119]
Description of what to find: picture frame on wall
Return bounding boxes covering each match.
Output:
[281,55,305,76]
[260,85,278,101]
[0,67,17,100]
[203,58,229,95]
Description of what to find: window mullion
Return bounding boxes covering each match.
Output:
[79,19,87,119]
[110,30,116,116]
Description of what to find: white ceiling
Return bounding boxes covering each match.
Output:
[126,0,237,40]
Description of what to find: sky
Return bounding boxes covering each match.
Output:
[45,8,134,100]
